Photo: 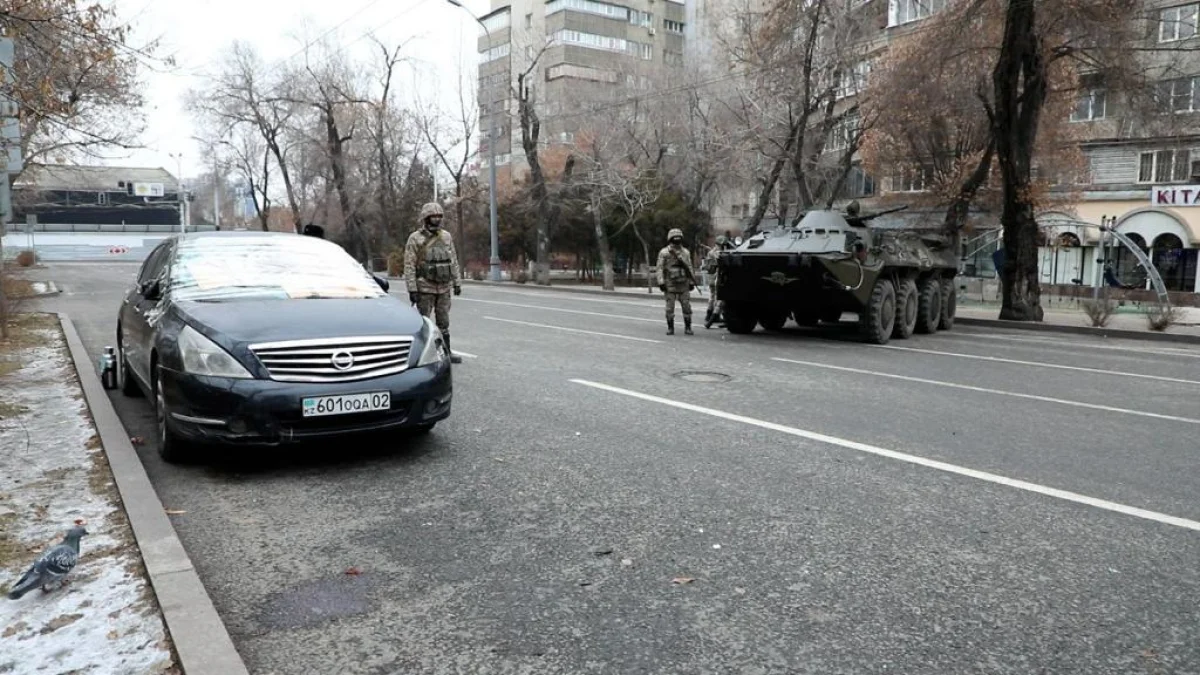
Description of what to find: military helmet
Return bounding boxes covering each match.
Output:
[419,202,444,221]
[667,228,684,242]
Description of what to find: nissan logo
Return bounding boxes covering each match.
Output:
[330,351,355,371]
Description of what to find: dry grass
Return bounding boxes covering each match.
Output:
[14,250,36,267]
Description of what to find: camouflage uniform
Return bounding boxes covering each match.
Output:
[656,228,695,335]
[404,202,463,362]
[703,235,727,328]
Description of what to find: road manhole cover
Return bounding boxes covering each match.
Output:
[673,371,732,383]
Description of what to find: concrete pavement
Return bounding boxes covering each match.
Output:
[26,262,1200,674]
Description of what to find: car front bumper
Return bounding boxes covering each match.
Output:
[159,361,452,446]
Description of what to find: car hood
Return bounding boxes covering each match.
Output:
[173,296,425,345]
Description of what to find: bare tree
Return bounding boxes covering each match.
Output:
[416,55,478,255]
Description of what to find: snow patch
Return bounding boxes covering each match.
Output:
[29,282,48,295]
[0,322,174,674]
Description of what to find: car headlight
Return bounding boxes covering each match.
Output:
[178,325,253,379]
[415,317,445,367]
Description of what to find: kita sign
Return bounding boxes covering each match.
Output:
[1152,185,1200,206]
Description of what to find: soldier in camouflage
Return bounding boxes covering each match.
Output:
[703,234,730,329]
[404,202,463,364]
[656,228,695,336]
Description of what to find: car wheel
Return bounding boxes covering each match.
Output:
[153,367,191,464]
[117,332,142,397]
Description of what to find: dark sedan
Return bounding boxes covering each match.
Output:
[115,231,452,462]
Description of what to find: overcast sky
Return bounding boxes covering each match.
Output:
[112,0,485,179]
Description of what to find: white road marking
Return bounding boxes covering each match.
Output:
[481,288,663,308]
[571,379,1200,532]
[772,357,1200,425]
[949,331,1200,359]
[875,344,1200,385]
[459,297,660,322]
[485,316,662,343]
[451,350,478,359]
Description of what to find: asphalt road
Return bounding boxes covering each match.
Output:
[29,262,1200,675]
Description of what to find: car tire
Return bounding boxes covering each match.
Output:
[117,333,142,397]
[153,367,192,464]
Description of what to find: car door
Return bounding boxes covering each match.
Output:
[122,242,172,387]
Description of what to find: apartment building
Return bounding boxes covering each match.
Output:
[475,0,688,180]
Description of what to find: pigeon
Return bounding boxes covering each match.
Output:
[7,525,88,600]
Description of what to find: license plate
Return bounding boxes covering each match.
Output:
[302,392,391,418]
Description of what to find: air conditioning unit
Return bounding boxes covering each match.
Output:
[648,27,656,35]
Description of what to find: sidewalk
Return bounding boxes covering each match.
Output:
[0,313,176,674]
[462,279,1200,344]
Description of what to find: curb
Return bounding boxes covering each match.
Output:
[463,280,1200,345]
[58,314,250,675]
[953,316,1200,345]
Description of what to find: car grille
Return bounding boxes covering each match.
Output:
[249,336,414,383]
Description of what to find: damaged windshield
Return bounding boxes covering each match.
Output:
[169,235,387,302]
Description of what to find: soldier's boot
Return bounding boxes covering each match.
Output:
[684,317,694,335]
[666,318,675,336]
[704,309,715,329]
[444,333,463,364]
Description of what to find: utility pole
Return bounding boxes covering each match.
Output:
[170,152,185,234]
[212,159,220,230]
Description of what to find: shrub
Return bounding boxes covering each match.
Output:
[387,250,404,278]
[1144,304,1181,332]
[15,250,36,267]
[1081,297,1116,327]
[515,270,529,284]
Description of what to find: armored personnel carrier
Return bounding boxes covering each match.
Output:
[716,203,959,344]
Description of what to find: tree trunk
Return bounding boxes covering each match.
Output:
[591,198,615,291]
[324,108,366,263]
[630,220,653,294]
[992,0,1047,321]
[747,151,790,234]
[518,74,553,286]
[454,181,465,260]
[265,135,302,234]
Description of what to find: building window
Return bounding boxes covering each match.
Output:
[837,60,872,99]
[481,42,511,63]
[1071,88,1107,121]
[841,166,876,199]
[480,10,511,34]
[1160,4,1199,42]
[526,45,534,60]
[887,0,946,27]
[1155,76,1200,113]
[545,0,630,20]
[1138,149,1191,183]
[525,12,533,28]
[663,19,685,33]
[888,165,934,193]
[828,113,860,152]
[663,49,683,66]
[552,29,628,52]
[97,191,108,205]
[629,9,653,28]
[628,41,652,60]
[546,63,619,83]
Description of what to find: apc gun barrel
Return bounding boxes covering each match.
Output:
[860,205,910,221]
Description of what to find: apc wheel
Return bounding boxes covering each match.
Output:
[892,279,918,340]
[859,278,896,345]
[758,308,789,331]
[939,278,957,330]
[723,301,758,334]
[915,277,943,334]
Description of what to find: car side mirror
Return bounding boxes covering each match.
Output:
[141,279,162,300]
[374,275,390,292]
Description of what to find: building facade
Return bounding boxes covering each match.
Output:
[476,0,688,179]
[9,165,184,232]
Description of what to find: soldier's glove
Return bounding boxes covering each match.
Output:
[409,292,419,305]
[658,284,667,293]
[453,285,462,296]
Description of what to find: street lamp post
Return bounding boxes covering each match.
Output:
[169,152,186,234]
[446,0,502,282]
